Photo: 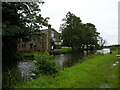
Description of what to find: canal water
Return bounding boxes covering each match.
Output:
[54,51,95,67]
[4,48,111,79]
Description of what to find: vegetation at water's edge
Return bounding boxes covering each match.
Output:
[2,68,27,88]
[16,51,119,88]
[48,46,72,54]
[20,46,72,57]
[31,52,59,75]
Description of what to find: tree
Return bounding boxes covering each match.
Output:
[60,12,84,51]
[84,23,100,50]
[60,12,100,51]
[98,36,106,48]
[2,2,48,62]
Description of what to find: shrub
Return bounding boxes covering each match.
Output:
[31,52,59,75]
[2,68,26,88]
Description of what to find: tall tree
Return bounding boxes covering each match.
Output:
[60,12,100,51]
[84,23,100,50]
[61,12,84,51]
[2,2,48,62]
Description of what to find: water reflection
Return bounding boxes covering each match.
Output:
[17,51,96,78]
[17,59,34,79]
[11,48,110,79]
[54,51,96,67]
[54,53,84,67]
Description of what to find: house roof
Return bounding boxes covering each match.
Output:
[31,28,59,35]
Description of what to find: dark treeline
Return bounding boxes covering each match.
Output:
[60,12,100,51]
[103,44,120,50]
[104,44,120,47]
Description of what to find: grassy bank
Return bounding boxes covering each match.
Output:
[16,51,118,88]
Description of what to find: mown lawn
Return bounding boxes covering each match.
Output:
[16,51,119,88]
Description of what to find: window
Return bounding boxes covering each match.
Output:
[18,44,20,48]
[22,44,24,47]
[24,44,26,48]
[34,45,36,51]
[51,31,54,38]
[29,44,33,49]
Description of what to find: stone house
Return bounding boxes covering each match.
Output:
[17,26,61,52]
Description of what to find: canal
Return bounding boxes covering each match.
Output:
[3,48,111,80]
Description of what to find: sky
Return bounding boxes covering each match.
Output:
[40,0,119,45]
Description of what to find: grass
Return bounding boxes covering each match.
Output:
[21,52,42,57]
[61,46,72,52]
[21,47,72,57]
[48,46,72,54]
[16,51,119,88]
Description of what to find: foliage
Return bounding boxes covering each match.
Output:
[16,51,118,88]
[48,46,72,54]
[2,2,49,89]
[118,47,120,54]
[21,52,42,57]
[31,52,59,75]
[2,2,48,37]
[84,23,100,50]
[61,47,72,53]
[2,68,27,88]
[60,12,100,51]
[2,2,48,61]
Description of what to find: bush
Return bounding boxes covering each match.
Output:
[2,68,26,88]
[31,52,59,75]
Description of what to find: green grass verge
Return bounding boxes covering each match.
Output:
[16,51,119,88]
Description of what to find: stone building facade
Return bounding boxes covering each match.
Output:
[17,26,61,52]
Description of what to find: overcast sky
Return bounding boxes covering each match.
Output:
[40,0,119,45]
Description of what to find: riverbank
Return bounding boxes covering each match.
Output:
[16,51,118,88]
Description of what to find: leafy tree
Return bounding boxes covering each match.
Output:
[2,2,48,62]
[61,12,84,51]
[60,12,100,51]
[84,23,100,50]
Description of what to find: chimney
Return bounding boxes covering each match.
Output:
[48,24,51,29]
[47,24,52,50]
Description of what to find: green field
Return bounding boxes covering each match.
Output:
[16,51,119,88]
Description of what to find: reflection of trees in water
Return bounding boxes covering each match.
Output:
[58,51,96,67]
[62,52,85,67]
